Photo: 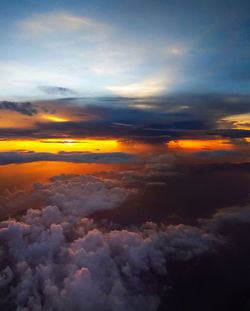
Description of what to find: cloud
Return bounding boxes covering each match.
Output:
[190,149,242,158]
[0,101,38,116]
[0,174,220,310]
[0,211,217,310]
[20,13,110,40]
[107,77,168,97]
[39,86,76,96]
[202,205,250,230]
[1,173,250,310]
[0,151,136,165]
[0,174,131,222]
[0,94,249,144]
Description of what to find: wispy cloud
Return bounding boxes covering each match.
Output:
[20,12,111,40]
[0,101,38,116]
[107,76,169,97]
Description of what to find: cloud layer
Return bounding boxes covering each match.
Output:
[0,151,136,165]
[0,95,249,146]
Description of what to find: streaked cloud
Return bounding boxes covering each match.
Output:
[0,101,38,116]
[0,151,136,165]
[20,12,111,40]
[39,86,76,96]
[107,76,168,97]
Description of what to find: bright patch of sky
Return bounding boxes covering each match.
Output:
[0,0,250,99]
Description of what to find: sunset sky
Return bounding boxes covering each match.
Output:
[0,1,250,311]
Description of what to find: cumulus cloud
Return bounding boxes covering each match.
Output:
[201,205,250,231]
[0,207,219,311]
[0,101,38,116]
[0,174,131,220]
[0,172,250,310]
[0,173,227,311]
[0,151,136,165]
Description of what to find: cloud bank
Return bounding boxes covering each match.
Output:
[0,151,136,165]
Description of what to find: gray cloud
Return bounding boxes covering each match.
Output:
[0,101,38,116]
[39,86,76,96]
[190,150,243,158]
[0,151,136,165]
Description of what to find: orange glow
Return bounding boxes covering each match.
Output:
[234,125,250,130]
[168,139,233,152]
[0,138,169,155]
[0,139,119,153]
[0,161,132,191]
[0,111,35,128]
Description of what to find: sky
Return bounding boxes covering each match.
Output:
[1,0,250,99]
[0,1,250,311]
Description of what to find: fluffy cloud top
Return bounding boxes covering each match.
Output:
[0,208,219,311]
[0,173,224,311]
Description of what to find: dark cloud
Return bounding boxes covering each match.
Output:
[0,101,38,116]
[39,86,76,96]
[0,94,249,143]
[0,151,136,165]
[190,149,243,158]
[208,128,250,139]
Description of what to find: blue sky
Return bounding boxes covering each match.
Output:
[1,0,250,99]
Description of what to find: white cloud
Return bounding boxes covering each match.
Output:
[0,174,131,221]
[31,174,131,220]
[107,76,169,97]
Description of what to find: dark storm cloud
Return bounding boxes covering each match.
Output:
[0,151,136,165]
[208,128,250,139]
[0,94,249,142]
[0,101,38,116]
[27,94,250,142]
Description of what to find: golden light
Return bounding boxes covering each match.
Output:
[168,139,233,152]
[44,116,68,122]
[107,77,167,97]
[221,113,250,130]
[0,139,119,153]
